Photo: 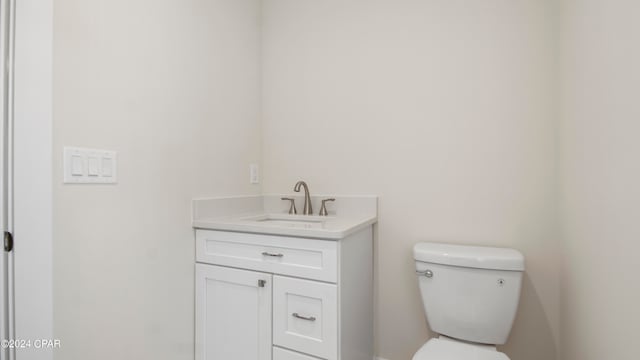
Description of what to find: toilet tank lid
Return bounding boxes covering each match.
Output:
[413,242,525,271]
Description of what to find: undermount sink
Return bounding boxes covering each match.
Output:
[241,214,327,229]
[192,195,378,239]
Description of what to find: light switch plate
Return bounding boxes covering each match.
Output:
[64,147,117,184]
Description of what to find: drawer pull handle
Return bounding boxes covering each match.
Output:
[292,313,316,322]
[262,252,284,258]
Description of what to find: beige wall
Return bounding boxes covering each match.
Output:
[55,1,640,359]
[261,1,559,359]
[52,0,261,359]
[560,1,640,359]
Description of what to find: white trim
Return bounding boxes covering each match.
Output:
[0,0,17,358]
[12,0,53,359]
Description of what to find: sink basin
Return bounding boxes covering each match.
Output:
[241,214,327,229]
[192,195,378,239]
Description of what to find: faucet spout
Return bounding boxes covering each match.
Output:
[294,181,313,215]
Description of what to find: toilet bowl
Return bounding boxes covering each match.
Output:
[412,336,509,360]
[413,242,525,360]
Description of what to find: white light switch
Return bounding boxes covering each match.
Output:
[102,157,113,177]
[71,155,83,176]
[64,147,117,184]
[87,157,99,176]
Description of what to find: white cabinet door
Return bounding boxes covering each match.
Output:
[273,276,338,360]
[196,264,272,360]
[273,347,319,360]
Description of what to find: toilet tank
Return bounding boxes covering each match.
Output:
[413,243,524,345]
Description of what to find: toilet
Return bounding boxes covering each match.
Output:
[412,242,525,360]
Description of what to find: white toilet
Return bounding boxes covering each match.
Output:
[412,242,525,360]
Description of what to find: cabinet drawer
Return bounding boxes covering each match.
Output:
[273,347,321,360]
[273,276,337,360]
[196,230,337,282]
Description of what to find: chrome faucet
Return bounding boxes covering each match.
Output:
[293,181,313,215]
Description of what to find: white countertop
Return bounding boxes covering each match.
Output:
[192,195,377,240]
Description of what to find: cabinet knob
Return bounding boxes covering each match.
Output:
[258,279,267,288]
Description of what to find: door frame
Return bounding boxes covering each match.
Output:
[11,1,53,359]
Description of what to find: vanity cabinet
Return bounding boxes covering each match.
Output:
[195,228,373,360]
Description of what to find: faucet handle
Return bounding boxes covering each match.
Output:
[319,198,335,216]
[281,197,297,215]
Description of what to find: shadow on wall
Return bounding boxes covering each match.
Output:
[500,274,557,359]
